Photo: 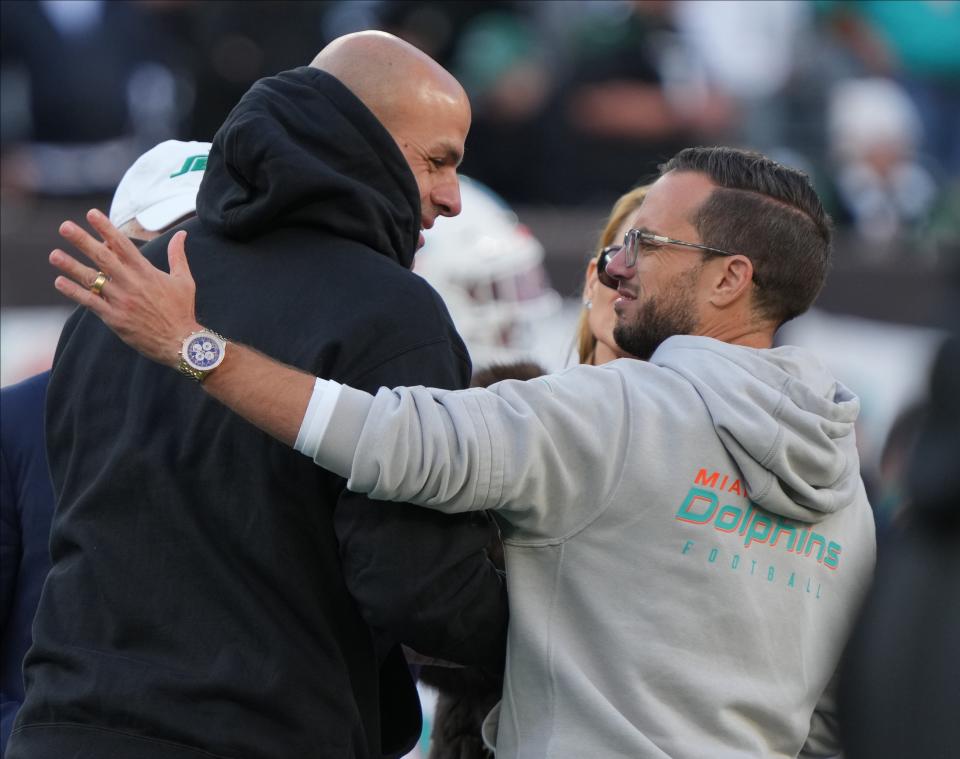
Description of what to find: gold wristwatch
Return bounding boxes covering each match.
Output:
[177,328,228,382]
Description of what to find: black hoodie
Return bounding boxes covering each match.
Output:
[10,68,508,759]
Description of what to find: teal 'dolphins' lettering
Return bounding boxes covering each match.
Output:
[675,485,842,570]
[170,154,208,178]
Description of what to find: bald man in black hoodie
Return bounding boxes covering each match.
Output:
[8,32,507,759]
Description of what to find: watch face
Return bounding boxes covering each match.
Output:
[184,332,224,371]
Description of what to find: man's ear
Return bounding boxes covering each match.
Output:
[708,254,754,308]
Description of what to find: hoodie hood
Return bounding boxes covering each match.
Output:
[652,335,862,523]
[196,66,421,268]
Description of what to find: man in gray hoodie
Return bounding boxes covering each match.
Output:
[51,146,876,759]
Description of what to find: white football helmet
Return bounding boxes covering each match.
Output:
[414,176,562,366]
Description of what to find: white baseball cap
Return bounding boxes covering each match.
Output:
[109,140,212,232]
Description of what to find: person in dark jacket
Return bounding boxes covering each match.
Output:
[7,31,508,759]
[1,140,210,756]
[0,372,54,755]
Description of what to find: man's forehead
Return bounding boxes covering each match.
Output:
[635,170,716,233]
[396,94,468,163]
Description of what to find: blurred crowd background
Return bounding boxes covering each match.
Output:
[2,0,958,225]
[1,0,958,552]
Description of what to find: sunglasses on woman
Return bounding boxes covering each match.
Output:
[595,245,621,290]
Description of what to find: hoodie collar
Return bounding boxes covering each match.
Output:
[196,67,421,268]
[652,335,863,522]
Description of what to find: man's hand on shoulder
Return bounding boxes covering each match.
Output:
[50,209,201,369]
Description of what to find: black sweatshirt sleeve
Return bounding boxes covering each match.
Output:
[332,337,509,672]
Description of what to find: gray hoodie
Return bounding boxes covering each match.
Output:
[310,335,876,758]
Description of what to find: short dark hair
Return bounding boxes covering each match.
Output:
[660,146,832,326]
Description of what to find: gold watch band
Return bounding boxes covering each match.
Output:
[177,356,209,383]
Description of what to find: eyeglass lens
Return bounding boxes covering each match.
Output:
[623,230,645,268]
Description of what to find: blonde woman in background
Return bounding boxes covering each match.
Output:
[576,185,648,365]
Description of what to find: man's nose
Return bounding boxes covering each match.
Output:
[434,176,462,218]
[604,245,635,281]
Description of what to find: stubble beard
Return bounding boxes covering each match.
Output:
[613,273,700,361]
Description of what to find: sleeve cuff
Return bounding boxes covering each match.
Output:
[294,377,342,460]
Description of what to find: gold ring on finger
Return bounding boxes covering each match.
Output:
[89,271,109,297]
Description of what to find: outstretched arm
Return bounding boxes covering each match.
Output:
[53,211,624,532]
[51,210,316,447]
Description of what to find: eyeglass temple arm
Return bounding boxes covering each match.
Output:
[642,232,731,256]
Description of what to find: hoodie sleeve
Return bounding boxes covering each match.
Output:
[330,338,509,671]
[317,363,632,542]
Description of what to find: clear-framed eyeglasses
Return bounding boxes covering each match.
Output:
[597,229,761,289]
[622,229,738,268]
